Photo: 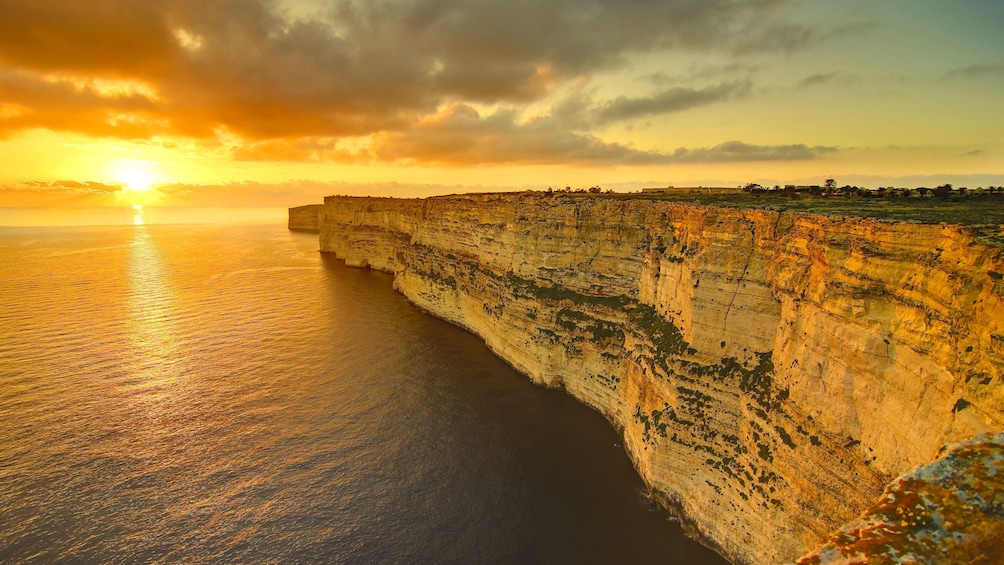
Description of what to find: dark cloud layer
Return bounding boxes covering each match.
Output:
[664,141,835,163]
[596,81,752,124]
[372,104,674,166]
[0,0,838,165]
[797,71,862,89]
[942,63,1004,81]
[371,105,832,166]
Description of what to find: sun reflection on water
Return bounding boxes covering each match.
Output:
[127,226,181,428]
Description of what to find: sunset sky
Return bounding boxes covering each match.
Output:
[1,0,1002,213]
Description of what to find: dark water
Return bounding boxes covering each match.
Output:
[0,224,727,564]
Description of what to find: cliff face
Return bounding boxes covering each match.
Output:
[313,193,1004,564]
[288,204,323,232]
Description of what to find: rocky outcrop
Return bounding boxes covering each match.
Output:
[795,432,1004,565]
[288,204,323,232]
[310,192,1004,564]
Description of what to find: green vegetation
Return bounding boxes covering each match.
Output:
[757,443,774,463]
[628,303,690,357]
[634,404,691,444]
[409,262,458,290]
[520,187,1004,226]
[634,405,652,442]
[537,328,562,344]
[775,426,797,449]
[505,272,631,308]
[555,308,625,342]
[586,322,622,340]
[718,351,780,410]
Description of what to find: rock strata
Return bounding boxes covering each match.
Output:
[308,192,1004,564]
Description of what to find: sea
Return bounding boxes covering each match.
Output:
[0,222,729,564]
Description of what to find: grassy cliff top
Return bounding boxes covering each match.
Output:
[546,190,1004,227]
[327,189,1004,229]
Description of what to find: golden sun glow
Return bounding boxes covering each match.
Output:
[132,204,145,225]
[112,160,161,192]
[109,160,168,208]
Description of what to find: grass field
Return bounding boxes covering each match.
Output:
[568,191,1004,227]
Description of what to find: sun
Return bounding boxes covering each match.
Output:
[119,166,153,191]
[110,159,166,207]
[112,160,158,191]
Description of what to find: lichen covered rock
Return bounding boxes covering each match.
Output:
[795,433,1004,565]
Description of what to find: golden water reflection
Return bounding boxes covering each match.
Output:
[127,226,182,432]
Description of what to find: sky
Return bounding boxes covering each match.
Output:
[0,0,1002,213]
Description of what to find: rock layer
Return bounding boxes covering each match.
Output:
[311,192,1004,564]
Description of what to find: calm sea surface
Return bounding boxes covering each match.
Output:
[0,224,728,564]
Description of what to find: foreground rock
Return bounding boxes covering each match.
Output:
[305,192,1004,564]
[795,432,1004,564]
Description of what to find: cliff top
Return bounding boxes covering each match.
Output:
[327,189,1004,231]
[600,190,1004,227]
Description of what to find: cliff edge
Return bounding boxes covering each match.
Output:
[307,192,1004,564]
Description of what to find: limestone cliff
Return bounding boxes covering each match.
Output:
[310,192,1004,564]
[288,204,323,232]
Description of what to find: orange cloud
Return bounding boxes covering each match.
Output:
[0,0,850,165]
[0,1,177,75]
[232,138,370,163]
[0,180,125,207]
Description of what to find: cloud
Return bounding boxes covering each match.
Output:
[732,22,814,54]
[799,72,839,88]
[0,68,164,138]
[595,80,752,124]
[796,71,863,89]
[663,140,836,163]
[0,0,834,149]
[232,138,371,163]
[961,149,985,157]
[371,104,672,166]
[9,180,123,193]
[942,63,1004,80]
[0,1,177,75]
[0,180,127,208]
[371,104,835,166]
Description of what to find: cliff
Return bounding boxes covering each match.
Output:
[288,204,323,232]
[308,192,1004,564]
